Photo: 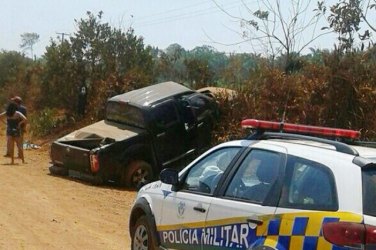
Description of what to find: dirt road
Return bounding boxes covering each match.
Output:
[0,126,135,249]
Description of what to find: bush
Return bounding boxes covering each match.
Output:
[29,108,61,137]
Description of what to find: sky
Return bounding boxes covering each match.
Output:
[1,0,338,58]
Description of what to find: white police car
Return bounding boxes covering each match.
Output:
[129,119,376,250]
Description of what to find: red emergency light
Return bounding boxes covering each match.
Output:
[241,119,361,139]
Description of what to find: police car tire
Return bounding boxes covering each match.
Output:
[131,215,157,250]
[123,160,153,189]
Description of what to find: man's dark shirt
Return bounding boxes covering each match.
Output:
[17,105,27,132]
[18,105,27,117]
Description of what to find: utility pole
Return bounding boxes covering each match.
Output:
[56,32,70,43]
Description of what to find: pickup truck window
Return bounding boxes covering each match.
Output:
[182,94,217,124]
[105,101,145,128]
[187,94,212,120]
[152,102,178,129]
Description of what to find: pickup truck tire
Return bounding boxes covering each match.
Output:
[123,160,153,189]
[49,165,69,176]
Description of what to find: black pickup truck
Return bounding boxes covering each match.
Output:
[49,81,218,188]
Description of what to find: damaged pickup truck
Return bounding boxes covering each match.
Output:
[49,81,218,189]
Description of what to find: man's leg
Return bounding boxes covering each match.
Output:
[15,136,24,163]
[4,135,10,157]
[18,131,24,158]
[9,136,15,164]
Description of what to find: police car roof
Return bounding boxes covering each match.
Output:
[216,137,376,163]
[352,145,376,160]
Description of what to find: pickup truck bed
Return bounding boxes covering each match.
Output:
[50,139,101,172]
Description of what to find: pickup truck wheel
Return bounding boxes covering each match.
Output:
[49,165,68,176]
[91,175,104,186]
[123,160,153,189]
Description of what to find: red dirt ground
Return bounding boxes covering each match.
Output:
[0,123,136,249]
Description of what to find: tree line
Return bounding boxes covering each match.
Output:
[0,1,375,141]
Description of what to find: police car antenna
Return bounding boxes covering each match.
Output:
[281,87,291,125]
[278,86,292,133]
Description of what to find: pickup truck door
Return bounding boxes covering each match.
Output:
[184,93,216,151]
[151,100,191,167]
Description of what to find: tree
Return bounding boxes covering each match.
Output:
[20,32,40,59]
[318,0,376,52]
[189,45,227,82]
[41,40,76,109]
[215,0,330,72]
[42,11,154,117]
[0,51,34,104]
[70,12,153,88]
[184,57,213,88]
[156,44,227,85]
[0,51,28,86]
[221,53,259,86]
[165,43,185,63]
[156,43,187,83]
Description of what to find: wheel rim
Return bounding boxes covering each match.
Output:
[133,224,148,250]
[131,168,149,187]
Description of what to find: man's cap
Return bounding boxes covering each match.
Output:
[11,96,22,104]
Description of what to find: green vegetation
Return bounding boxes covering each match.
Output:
[1,8,376,143]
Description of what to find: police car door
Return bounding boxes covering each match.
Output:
[158,147,242,250]
[205,147,287,249]
[274,155,340,250]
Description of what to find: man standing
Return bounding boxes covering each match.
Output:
[4,96,27,157]
[77,84,87,117]
[12,96,27,117]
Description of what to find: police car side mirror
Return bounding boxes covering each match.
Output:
[160,168,179,186]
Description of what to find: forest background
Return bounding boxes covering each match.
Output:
[1,0,376,144]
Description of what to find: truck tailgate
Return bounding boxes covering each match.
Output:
[50,141,92,173]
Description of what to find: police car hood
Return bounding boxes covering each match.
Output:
[58,120,145,142]
[138,181,172,197]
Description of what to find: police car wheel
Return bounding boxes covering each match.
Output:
[132,215,156,250]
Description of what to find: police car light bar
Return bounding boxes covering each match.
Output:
[241,119,361,139]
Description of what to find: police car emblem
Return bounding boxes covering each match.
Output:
[177,201,185,217]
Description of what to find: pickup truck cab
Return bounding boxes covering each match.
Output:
[49,81,218,189]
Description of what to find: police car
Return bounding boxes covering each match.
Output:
[129,119,376,250]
